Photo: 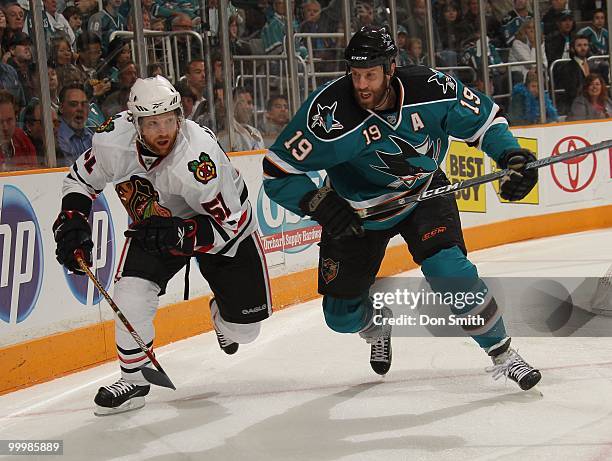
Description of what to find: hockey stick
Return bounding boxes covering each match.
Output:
[357,139,612,219]
[74,251,177,390]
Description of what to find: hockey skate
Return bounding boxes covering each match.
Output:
[210,298,239,355]
[486,338,541,391]
[94,378,150,416]
[359,306,393,376]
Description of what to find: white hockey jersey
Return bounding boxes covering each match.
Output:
[62,112,256,257]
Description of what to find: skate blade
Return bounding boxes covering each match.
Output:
[94,396,145,416]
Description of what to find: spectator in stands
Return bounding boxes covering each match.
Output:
[262,0,307,57]
[300,0,334,46]
[0,9,7,61]
[509,18,548,83]
[556,34,591,114]
[460,30,505,91]
[545,9,575,64]
[406,37,426,65]
[176,80,197,119]
[461,0,503,47]
[6,32,34,101]
[127,6,151,31]
[151,17,165,32]
[542,0,567,36]
[261,93,288,137]
[75,0,99,20]
[57,82,92,163]
[0,90,36,169]
[568,72,612,121]
[438,2,470,57]
[185,58,206,114]
[75,31,103,80]
[3,3,25,47]
[396,25,410,66]
[23,99,64,165]
[228,14,250,56]
[24,0,76,50]
[51,36,87,87]
[171,13,199,72]
[577,7,609,80]
[489,0,513,23]
[578,8,608,56]
[88,0,126,52]
[231,86,264,151]
[211,52,225,88]
[510,71,558,125]
[500,0,532,47]
[0,57,24,107]
[403,0,441,52]
[76,33,114,106]
[30,61,61,111]
[98,37,131,83]
[101,61,138,117]
[63,6,83,41]
[353,1,378,30]
[147,62,163,77]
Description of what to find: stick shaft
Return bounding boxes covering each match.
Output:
[75,255,169,378]
[358,139,612,218]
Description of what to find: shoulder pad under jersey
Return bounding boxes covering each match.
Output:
[306,75,370,141]
[396,65,459,106]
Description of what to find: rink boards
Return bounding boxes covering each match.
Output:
[0,119,611,395]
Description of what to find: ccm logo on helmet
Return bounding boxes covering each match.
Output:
[351,56,368,60]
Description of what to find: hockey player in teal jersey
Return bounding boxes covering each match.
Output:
[263,26,541,390]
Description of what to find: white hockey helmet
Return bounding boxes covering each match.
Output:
[127,76,183,142]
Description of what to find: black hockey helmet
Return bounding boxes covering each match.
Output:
[345,26,398,74]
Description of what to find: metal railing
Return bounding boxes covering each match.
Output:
[233,54,311,128]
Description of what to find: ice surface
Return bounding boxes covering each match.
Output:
[1,229,611,461]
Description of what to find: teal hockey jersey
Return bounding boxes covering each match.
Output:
[263,66,520,230]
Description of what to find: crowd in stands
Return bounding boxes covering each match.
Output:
[0,0,611,171]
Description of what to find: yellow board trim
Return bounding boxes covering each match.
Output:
[1,205,611,395]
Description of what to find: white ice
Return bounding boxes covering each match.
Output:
[1,229,612,461]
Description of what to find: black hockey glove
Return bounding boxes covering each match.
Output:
[125,216,198,257]
[299,186,364,238]
[497,149,538,201]
[52,210,93,275]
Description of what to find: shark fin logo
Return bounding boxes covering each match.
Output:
[427,70,456,95]
[371,135,441,189]
[311,102,344,133]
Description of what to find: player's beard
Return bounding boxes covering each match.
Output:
[354,78,390,110]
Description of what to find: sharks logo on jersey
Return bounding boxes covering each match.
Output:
[371,135,441,188]
[310,102,344,134]
[427,70,456,95]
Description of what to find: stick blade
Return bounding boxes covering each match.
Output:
[142,366,176,390]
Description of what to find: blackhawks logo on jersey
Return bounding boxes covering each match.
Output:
[96,114,121,133]
[188,152,217,184]
[371,135,440,189]
[115,175,171,223]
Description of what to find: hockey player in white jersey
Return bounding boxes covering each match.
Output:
[52,76,272,415]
